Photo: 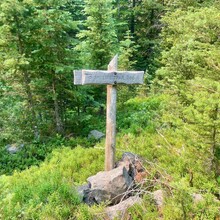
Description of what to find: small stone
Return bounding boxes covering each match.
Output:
[192,193,204,203]
[116,152,145,182]
[6,144,24,154]
[76,183,91,202]
[105,196,142,220]
[122,152,139,164]
[134,171,147,183]
[88,130,105,140]
[153,190,164,207]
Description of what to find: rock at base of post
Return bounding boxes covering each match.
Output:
[86,166,133,205]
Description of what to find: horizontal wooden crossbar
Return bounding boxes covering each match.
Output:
[73,70,144,85]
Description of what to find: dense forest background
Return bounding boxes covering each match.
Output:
[0,0,220,219]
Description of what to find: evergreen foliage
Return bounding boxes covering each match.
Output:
[0,0,79,141]
[76,0,117,69]
[155,6,220,176]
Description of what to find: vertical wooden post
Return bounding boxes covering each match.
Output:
[74,55,144,171]
[105,55,118,171]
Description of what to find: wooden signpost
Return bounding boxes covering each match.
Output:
[74,55,144,171]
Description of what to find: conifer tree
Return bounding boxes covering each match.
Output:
[76,0,117,69]
[0,0,78,140]
[75,0,118,120]
[155,6,220,175]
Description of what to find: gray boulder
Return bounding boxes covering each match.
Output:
[76,152,147,206]
[86,166,133,205]
[88,130,105,140]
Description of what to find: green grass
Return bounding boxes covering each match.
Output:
[0,95,219,219]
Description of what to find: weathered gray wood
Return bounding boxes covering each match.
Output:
[82,70,144,85]
[73,55,144,172]
[115,71,144,84]
[73,70,83,85]
[105,55,118,171]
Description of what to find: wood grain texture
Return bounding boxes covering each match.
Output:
[73,70,82,85]
[82,70,144,85]
[105,55,118,171]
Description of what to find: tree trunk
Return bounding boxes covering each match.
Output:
[15,16,39,139]
[52,77,64,134]
[211,104,219,175]
[130,0,136,34]
[23,71,39,140]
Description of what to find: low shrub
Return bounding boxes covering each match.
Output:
[0,146,104,219]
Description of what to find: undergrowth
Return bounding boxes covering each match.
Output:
[0,95,219,219]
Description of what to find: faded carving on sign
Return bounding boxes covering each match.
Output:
[77,70,144,85]
[74,70,144,85]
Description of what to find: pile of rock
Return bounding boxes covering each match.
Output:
[76,152,159,219]
[78,165,133,205]
[77,152,146,206]
[76,152,210,219]
[116,152,147,183]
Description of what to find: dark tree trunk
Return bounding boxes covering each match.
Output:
[130,0,136,34]
[15,16,39,139]
[52,77,64,134]
[211,104,219,175]
[23,71,39,139]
